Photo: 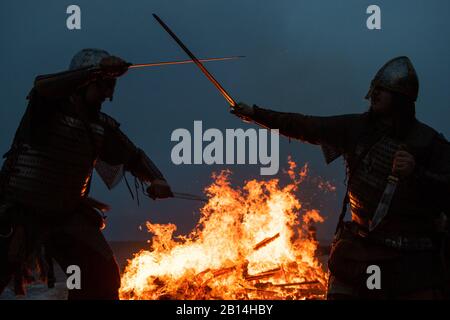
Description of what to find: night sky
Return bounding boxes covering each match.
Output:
[1,0,449,241]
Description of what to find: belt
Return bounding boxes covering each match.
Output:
[344,221,436,252]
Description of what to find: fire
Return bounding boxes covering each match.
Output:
[119,161,329,300]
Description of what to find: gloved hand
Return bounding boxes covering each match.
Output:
[230,102,255,123]
[392,150,415,178]
[99,56,130,78]
[147,179,174,200]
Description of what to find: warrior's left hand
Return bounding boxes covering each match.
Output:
[147,179,174,200]
[392,150,415,178]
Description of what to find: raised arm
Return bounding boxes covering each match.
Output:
[33,56,129,98]
[33,66,101,98]
[232,102,366,155]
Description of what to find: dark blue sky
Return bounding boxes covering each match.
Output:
[1,1,449,241]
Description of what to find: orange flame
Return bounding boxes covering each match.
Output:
[119,160,329,300]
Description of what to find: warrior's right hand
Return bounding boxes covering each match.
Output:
[147,179,174,200]
[99,56,130,78]
[230,102,255,123]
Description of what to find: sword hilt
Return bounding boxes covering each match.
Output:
[387,175,399,184]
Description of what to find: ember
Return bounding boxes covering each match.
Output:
[119,161,328,300]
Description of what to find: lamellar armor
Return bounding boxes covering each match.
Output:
[0,58,165,213]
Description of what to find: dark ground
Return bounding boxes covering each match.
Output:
[0,240,330,299]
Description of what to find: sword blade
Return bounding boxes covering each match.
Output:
[129,56,244,69]
[172,192,208,203]
[152,14,237,107]
[369,175,399,232]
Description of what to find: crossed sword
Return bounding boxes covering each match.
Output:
[149,14,240,203]
[151,14,237,108]
[120,15,241,203]
[129,55,243,70]
[151,13,400,223]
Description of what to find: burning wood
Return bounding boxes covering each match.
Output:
[272,280,320,287]
[195,268,210,278]
[119,162,328,300]
[212,266,235,277]
[243,287,279,296]
[244,267,282,281]
[253,233,280,251]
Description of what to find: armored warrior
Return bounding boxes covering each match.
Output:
[0,49,173,299]
[232,56,450,299]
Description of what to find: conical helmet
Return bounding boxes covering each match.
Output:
[366,56,419,102]
[69,48,110,70]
